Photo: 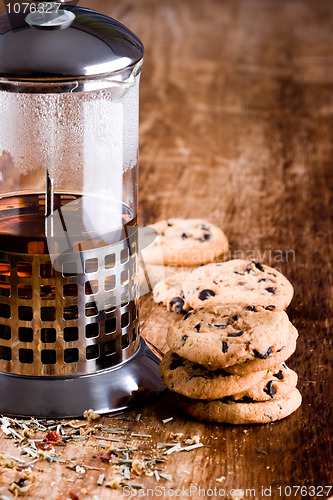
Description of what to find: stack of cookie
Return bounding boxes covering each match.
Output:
[159,304,301,424]
[146,223,301,424]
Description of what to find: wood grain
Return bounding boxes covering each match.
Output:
[0,0,332,498]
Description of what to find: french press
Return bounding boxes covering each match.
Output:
[0,1,164,417]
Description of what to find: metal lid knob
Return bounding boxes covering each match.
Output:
[25,1,76,30]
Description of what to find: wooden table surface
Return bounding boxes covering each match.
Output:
[0,0,332,499]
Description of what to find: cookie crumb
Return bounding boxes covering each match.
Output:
[184,435,200,445]
[105,480,122,489]
[169,432,184,441]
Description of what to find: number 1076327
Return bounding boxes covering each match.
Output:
[5,2,60,14]
[276,485,332,497]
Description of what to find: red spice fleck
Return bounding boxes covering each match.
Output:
[69,493,80,500]
[97,451,117,463]
[46,431,60,442]
[37,442,53,451]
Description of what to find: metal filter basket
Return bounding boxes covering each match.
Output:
[0,3,165,417]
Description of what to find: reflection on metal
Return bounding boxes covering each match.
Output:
[0,338,166,418]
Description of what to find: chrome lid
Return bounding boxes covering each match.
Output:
[0,4,144,81]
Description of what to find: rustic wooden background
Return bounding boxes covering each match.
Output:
[0,0,332,498]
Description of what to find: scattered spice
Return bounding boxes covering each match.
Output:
[129,483,144,489]
[83,409,100,421]
[216,476,226,483]
[95,436,122,443]
[131,459,145,476]
[69,493,80,500]
[131,433,151,438]
[105,479,122,489]
[0,454,15,469]
[159,473,173,482]
[154,470,160,481]
[97,474,105,486]
[169,432,184,441]
[69,420,88,429]
[184,435,200,445]
[183,443,204,452]
[0,412,206,496]
[8,469,37,497]
[162,417,173,424]
[123,466,131,480]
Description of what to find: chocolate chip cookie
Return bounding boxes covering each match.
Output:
[178,387,302,424]
[166,304,291,371]
[143,219,229,266]
[159,351,267,399]
[182,260,294,310]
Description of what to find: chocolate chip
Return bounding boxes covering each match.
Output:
[273,370,284,380]
[203,233,211,240]
[265,305,275,311]
[183,310,194,320]
[265,287,276,294]
[259,278,274,284]
[180,335,188,343]
[245,305,257,312]
[170,356,184,370]
[181,233,188,239]
[264,381,276,398]
[255,261,264,271]
[215,323,227,329]
[169,297,185,314]
[198,289,216,301]
[222,341,228,353]
[167,221,172,226]
[228,330,244,337]
[234,271,242,275]
[194,323,201,332]
[232,314,238,321]
[187,375,207,381]
[254,346,273,359]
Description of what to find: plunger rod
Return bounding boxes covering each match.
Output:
[45,169,54,238]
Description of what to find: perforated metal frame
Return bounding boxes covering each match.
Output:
[0,228,140,376]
